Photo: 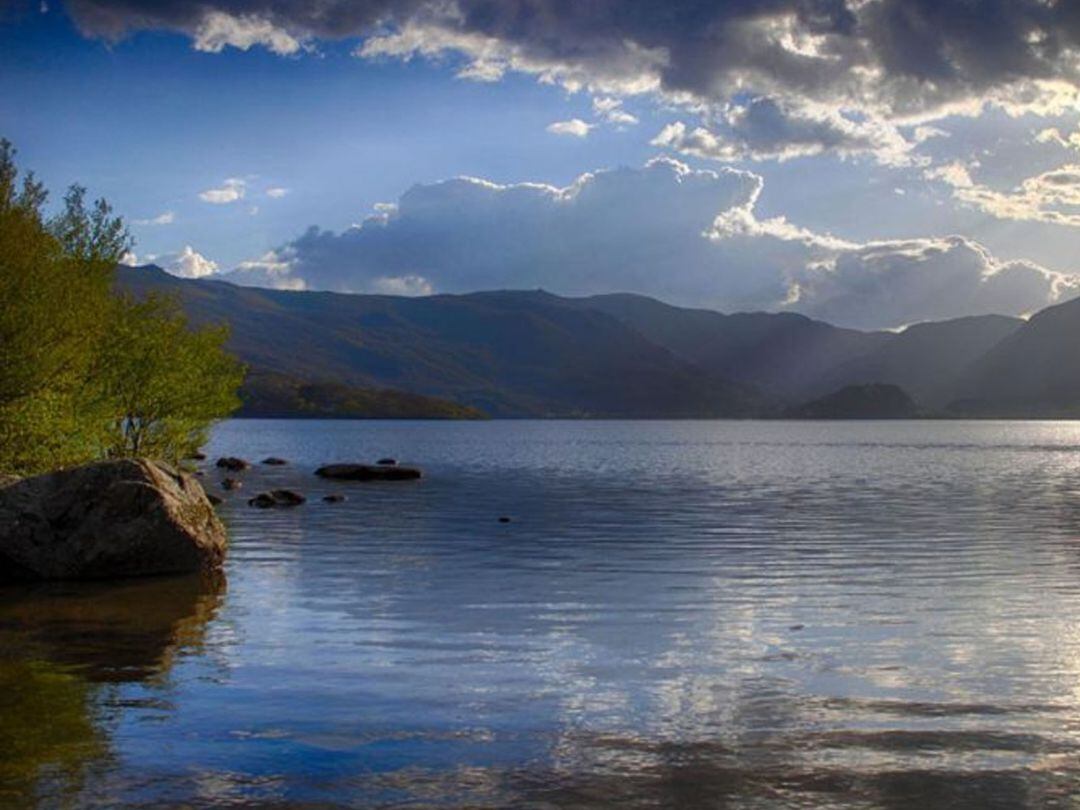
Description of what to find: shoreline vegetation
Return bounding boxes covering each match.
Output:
[0,141,243,478]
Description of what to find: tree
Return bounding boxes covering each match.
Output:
[94,294,244,462]
[0,140,243,474]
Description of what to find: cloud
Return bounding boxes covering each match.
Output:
[198,177,246,204]
[193,11,302,54]
[926,160,1080,228]
[133,210,175,226]
[151,245,219,278]
[652,97,917,165]
[224,158,1076,328]
[61,1,1080,128]
[546,119,592,138]
[265,186,289,198]
[787,237,1079,329]
[592,97,638,126]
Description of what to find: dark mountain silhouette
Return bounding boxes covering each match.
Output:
[576,293,891,401]
[951,296,1080,416]
[817,315,1023,409]
[787,383,920,419]
[116,265,1080,419]
[116,266,760,418]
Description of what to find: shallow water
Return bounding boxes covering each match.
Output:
[6,419,1080,807]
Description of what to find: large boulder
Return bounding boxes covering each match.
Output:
[0,459,227,582]
[315,463,422,481]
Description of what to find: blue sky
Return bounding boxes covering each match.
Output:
[3,1,1080,328]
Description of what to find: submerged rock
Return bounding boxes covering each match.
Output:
[187,452,207,461]
[261,457,288,466]
[249,489,306,508]
[215,456,250,471]
[322,494,346,503]
[221,478,242,491]
[376,458,397,466]
[315,463,422,481]
[0,460,227,582]
[207,493,223,506]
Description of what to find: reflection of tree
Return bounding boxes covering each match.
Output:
[0,573,224,683]
[0,573,224,804]
[0,658,105,807]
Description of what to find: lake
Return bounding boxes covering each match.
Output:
[5,419,1080,808]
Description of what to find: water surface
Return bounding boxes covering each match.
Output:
[5,419,1080,807]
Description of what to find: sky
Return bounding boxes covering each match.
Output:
[3,0,1080,329]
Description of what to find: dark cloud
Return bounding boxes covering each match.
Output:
[652,96,913,164]
[54,0,1080,117]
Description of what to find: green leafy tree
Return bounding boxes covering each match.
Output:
[95,294,244,462]
[0,140,242,474]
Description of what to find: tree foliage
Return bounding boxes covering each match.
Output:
[0,140,243,474]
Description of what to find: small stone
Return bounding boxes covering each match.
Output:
[322,494,346,503]
[498,516,511,523]
[376,457,397,466]
[269,489,306,506]
[261,457,288,466]
[249,489,306,508]
[789,624,805,631]
[221,478,242,491]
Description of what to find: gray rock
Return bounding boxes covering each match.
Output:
[0,459,227,582]
[215,457,250,471]
[249,489,306,508]
[315,464,422,481]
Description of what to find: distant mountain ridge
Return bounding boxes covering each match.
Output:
[116,265,1076,418]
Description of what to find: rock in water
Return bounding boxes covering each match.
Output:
[215,457,250,471]
[315,464,422,481]
[376,458,397,466]
[261,457,288,466]
[249,489,306,508]
[0,460,227,582]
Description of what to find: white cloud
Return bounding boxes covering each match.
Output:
[156,245,219,278]
[592,97,638,126]
[546,118,593,138]
[198,177,246,204]
[133,210,175,226]
[265,186,289,198]
[370,275,434,296]
[225,159,1077,328]
[193,12,302,55]
[926,159,1080,227]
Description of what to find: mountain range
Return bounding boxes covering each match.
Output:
[117,265,1080,418]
